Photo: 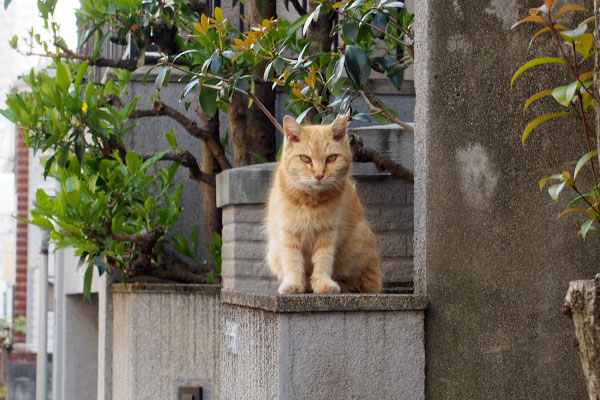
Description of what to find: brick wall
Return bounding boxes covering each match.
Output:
[14,129,28,343]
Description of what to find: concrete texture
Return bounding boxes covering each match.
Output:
[55,294,98,400]
[217,126,415,291]
[221,290,425,400]
[111,283,221,400]
[414,0,597,398]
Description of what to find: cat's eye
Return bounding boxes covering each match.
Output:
[299,155,312,164]
[326,154,338,163]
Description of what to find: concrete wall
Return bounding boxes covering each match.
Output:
[217,125,415,292]
[414,0,597,398]
[111,284,221,400]
[221,290,426,400]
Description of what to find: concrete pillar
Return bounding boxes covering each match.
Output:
[221,289,426,400]
[110,284,221,400]
[414,0,598,398]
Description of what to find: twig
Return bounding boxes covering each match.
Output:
[360,87,414,133]
[349,134,414,183]
[141,150,216,187]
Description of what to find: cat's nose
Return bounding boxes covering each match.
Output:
[315,174,324,181]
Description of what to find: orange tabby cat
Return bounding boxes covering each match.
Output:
[265,115,382,294]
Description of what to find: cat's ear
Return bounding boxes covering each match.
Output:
[283,115,301,143]
[331,114,348,141]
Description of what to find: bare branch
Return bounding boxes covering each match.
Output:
[361,87,415,133]
[349,134,414,183]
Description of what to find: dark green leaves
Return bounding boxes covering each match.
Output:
[200,88,218,117]
[344,45,371,86]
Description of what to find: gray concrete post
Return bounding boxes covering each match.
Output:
[414,0,600,398]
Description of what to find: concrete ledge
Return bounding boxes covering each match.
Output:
[112,282,220,295]
[221,289,426,313]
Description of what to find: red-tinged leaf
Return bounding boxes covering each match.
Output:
[545,0,557,12]
[580,16,596,26]
[558,208,587,219]
[529,25,567,47]
[579,70,594,82]
[539,173,564,191]
[511,57,567,88]
[522,112,570,145]
[555,4,587,19]
[523,89,552,115]
[511,15,548,29]
[574,150,598,180]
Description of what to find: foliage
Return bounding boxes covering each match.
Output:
[161,0,414,125]
[1,60,184,293]
[2,0,415,290]
[512,0,599,239]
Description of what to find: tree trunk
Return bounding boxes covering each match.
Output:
[305,4,335,122]
[307,2,334,54]
[227,93,251,167]
[563,279,600,400]
[196,108,222,275]
[245,0,277,163]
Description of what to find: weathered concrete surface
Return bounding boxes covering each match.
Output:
[221,290,425,400]
[414,0,597,398]
[55,294,98,400]
[111,284,221,400]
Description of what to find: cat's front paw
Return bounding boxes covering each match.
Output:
[311,277,341,294]
[278,280,305,294]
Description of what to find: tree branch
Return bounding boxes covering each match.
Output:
[129,101,232,171]
[349,134,414,183]
[289,0,307,16]
[361,86,415,133]
[141,150,216,187]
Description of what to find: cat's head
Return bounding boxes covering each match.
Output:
[281,115,352,193]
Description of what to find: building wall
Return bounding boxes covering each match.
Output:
[414,0,596,398]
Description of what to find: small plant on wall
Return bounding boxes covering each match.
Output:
[511,1,600,398]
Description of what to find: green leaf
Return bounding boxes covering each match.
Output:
[83,263,93,300]
[521,112,570,145]
[370,12,388,38]
[574,150,598,180]
[125,152,141,174]
[200,88,218,117]
[56,61,71,92]
[575,33,594,57]
[342,20,359,42]
[165,129,177,151]
[155,67,171,90]
[560,23,587,42]
[580,218,595,240]
[548,181,566,200]
[36,189,52,210]
[344,45,371,86]
[140,149,168,171]
[74,61,89,92]
[538,173,563,191]
[511,57,568,88]
[552,81,579,106]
